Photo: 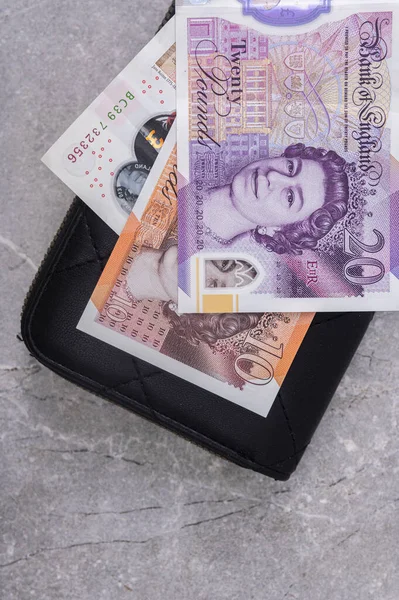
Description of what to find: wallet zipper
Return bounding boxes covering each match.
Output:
[19,199,265,473]
[20,197,81,327]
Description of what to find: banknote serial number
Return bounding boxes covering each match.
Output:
[67,91,134,163]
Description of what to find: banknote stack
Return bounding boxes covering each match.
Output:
[43,1,399,418]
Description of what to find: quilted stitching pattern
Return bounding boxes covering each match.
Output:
[21,199,374,480]
[21,3,373,479]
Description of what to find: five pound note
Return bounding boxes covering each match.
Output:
[43,18,176,234]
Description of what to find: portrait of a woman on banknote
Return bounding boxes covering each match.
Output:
[124,246,258,304]
[123,243,267,348]
[201,143,349,255]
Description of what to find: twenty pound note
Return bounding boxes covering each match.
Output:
[176,2,399,313]
[43,18,176,234]
[78,126,314,417]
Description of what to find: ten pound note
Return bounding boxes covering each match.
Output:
[78,126,314,417]
[176,0,399,313]
[42,18,176,234]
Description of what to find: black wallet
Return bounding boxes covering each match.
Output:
[20,5,374,481]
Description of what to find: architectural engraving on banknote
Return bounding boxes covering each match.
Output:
[176,8,399,312]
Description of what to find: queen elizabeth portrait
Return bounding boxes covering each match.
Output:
[202,143,349,255]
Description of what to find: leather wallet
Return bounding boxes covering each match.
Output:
[20,5,374,480]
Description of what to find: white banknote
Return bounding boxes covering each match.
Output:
[42,18,176,234]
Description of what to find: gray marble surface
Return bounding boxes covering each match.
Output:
[1,1,398,598]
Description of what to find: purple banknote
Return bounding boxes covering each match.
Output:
[176,4,399,312]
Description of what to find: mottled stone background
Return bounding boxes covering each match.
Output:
[1,1,398,598]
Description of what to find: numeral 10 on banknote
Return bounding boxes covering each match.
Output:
[79,129,315,417]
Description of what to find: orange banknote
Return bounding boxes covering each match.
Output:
[78,127,314,416]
